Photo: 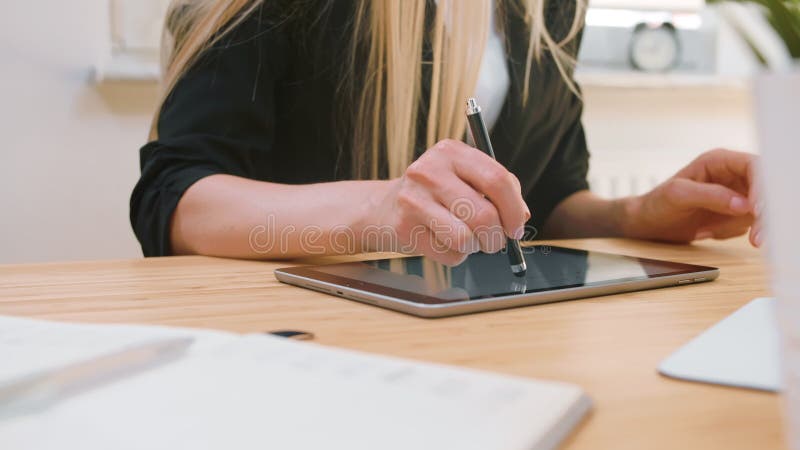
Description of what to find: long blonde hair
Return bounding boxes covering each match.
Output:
[154,0,586,179]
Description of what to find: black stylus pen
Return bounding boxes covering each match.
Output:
[465,98,527,277]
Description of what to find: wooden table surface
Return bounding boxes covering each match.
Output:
[0,238,783,449]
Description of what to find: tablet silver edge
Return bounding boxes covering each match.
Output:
[274,268,720,318]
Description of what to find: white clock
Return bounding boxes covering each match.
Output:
[629,22,681,72]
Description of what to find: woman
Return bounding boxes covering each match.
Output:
[131,0,760,265]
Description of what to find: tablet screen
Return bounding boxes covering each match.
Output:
[293,245,715,305]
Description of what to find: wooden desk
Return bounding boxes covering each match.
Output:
[0,238,782,449]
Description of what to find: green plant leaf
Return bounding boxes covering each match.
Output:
[710,0,800,58]
[761,0,800,57]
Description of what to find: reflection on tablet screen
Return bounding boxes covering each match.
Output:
[313,246,687,302]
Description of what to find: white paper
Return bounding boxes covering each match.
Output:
[0,315,590,450]
[659,297,780,391]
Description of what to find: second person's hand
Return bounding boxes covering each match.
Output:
[364,139,530,265]
[622,149,760,246]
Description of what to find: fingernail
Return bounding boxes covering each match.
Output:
[524,205,531,222]
[513,226,525,240]
[695,230,713,241]
[753,230,763,247]
[730,196,749,213]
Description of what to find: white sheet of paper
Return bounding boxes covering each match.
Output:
[0,315,236,382]
[0,315,590,450]
[659,297,780,391]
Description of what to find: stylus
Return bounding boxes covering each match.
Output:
[465,98,527,277]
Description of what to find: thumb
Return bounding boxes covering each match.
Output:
[663,178,751,216]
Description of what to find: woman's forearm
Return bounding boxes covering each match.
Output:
[541,190,632,239]
[171,174,392,259]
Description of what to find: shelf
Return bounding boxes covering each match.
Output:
[93,51,160,84]
[90,52,748,92]
[575,69,748,90]
[588,0,704,12]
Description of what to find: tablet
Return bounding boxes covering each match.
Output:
[275,245,719,318]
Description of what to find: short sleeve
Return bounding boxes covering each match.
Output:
[130,8,288,257]
[525,92,591,233]
[524,7,590,234]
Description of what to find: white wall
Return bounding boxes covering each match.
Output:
[578,7,759,198]
[583,83,756,198]
[0,0,155,264]
[0,1,757,264]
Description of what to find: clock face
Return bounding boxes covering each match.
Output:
[630,24,680,72]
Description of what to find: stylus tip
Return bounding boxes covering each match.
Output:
[511,262,527,277]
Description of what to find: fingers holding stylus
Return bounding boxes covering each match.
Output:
[397,189,481,255]
[426,176,506,254]
[391,183,477,261]
[383,138,528,264]
[405,140,522,253]
[423,140,528,236]
[417,228,470,266]
[445,143,529,239]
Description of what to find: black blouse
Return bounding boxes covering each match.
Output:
[130,1,590,257]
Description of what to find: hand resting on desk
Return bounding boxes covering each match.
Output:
[623,149,761,247]
[545,149,761,249]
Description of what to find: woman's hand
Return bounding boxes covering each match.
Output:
[365,139,530,265]
[623,149,762,247]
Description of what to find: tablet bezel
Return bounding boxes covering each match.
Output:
[275,246,720,318]
[276,245,718,305]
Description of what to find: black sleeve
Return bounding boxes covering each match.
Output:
[130,8,288,257]
[525,6,590,235]
[525,92,590,234]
